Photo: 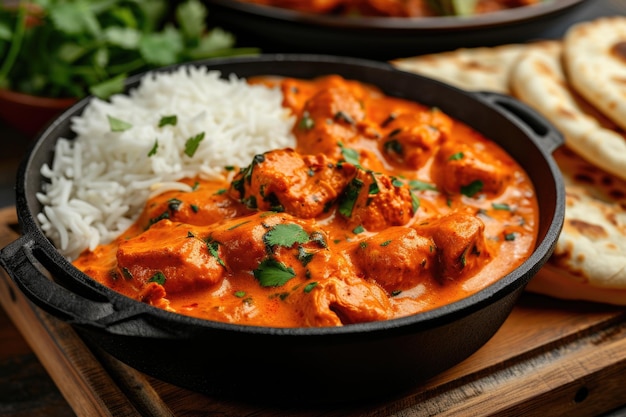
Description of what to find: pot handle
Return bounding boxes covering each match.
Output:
[0,234,155,333]
[474,91,564,154]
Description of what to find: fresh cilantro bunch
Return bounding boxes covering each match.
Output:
[0,0,258,99]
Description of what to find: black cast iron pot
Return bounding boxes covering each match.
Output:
[0,55,565,405]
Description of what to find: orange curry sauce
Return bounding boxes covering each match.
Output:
[73,75,538,327]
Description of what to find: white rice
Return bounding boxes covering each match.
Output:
[37,66,296,260]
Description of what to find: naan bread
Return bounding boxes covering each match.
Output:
[391,43,529,93]
[563,17,626,132]
[391,31,626,305]
[510,39,626,182]
[526,147,626,305]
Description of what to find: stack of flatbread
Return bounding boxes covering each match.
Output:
[391,16,626,305]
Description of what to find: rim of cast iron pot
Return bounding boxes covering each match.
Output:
[14,54,565,338]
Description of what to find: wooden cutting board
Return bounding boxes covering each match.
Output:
[1,205,625,416]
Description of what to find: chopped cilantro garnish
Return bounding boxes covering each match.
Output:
[264,223,310,248]
[448,152,464,161]
[253,258,296,287]
[108,115,132,132]
[339,142,361,166]
[303,282,318,293]
[148,271,166,285]
[380,240,392,247]
[147,140,158,157]
[460,180,484,198]
[334,111,354,125]
[297,246,314,266]
[234,291,246,298]
[121,267,133,280]
[384,139,403,155]
[338,177,363,218]
[168,198,182,211]
[409,180,438,192]
[505,233,517,241]
[158,115,178,127]
[227,220,251,231]
[184,132,205,157]
[299,111,315,130]
[492,203,511,211]
[353,225,365,234]
[206,239,226,267]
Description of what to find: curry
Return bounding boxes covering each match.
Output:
[73,75,539,327]
[238,0,544,17]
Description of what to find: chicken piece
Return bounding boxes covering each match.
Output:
[209,211,329,275]
[139,182,251,229]
[228,148,356,218]
[287,79,367,158]
[116,220,226,293]
[378,107,452,169]
[288,275,392,326]
[352,227,435,292]
[419,212,491,281]
[339,169,417,231]
[432,138,512,198]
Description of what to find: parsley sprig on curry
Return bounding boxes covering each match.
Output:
[73,75,538,327]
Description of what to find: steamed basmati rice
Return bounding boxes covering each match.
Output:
[37,66,296,260]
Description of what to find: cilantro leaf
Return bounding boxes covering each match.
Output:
[147,140,158,157]
[148,271,166,285]
[139,27,184,66]
[492,203,511,211]
[159,115,178,127]
[253,258,296,287]
[264,224,310,248]
[107,115,133,132]
[460,180,484,198]
[303,282,318,293]
[339,142,360,166]
[338,177,363,218]
[176,0,207,41]
[184,132,205,157]
[448,152,464,161]
[90,74,127,99]
[409,180,438,192]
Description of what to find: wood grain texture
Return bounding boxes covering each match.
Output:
[1,205,625,416]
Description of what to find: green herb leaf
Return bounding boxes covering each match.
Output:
[298,111,315,130]
[505,232,517,241]
[492,203,511,211]
[184,132,205,157]
[206,239,226,267]
[409,180,438,192]
[90,74,127,99]
[338,177,363,218]
[297,247,314,266]
[108,115,133,132]
[148,271,166,285]
[253,258,296,287]
[159,115,178,127]
[339,143,360,166]
[460,180,483,198]
[176,0,207,40]
[264,224,310,248]
[303,282,318,293]
[147,140,158,157]
[139,27,184,66]
[353,225,365,234]
[234,290,246,298]
[448,152,464,161]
